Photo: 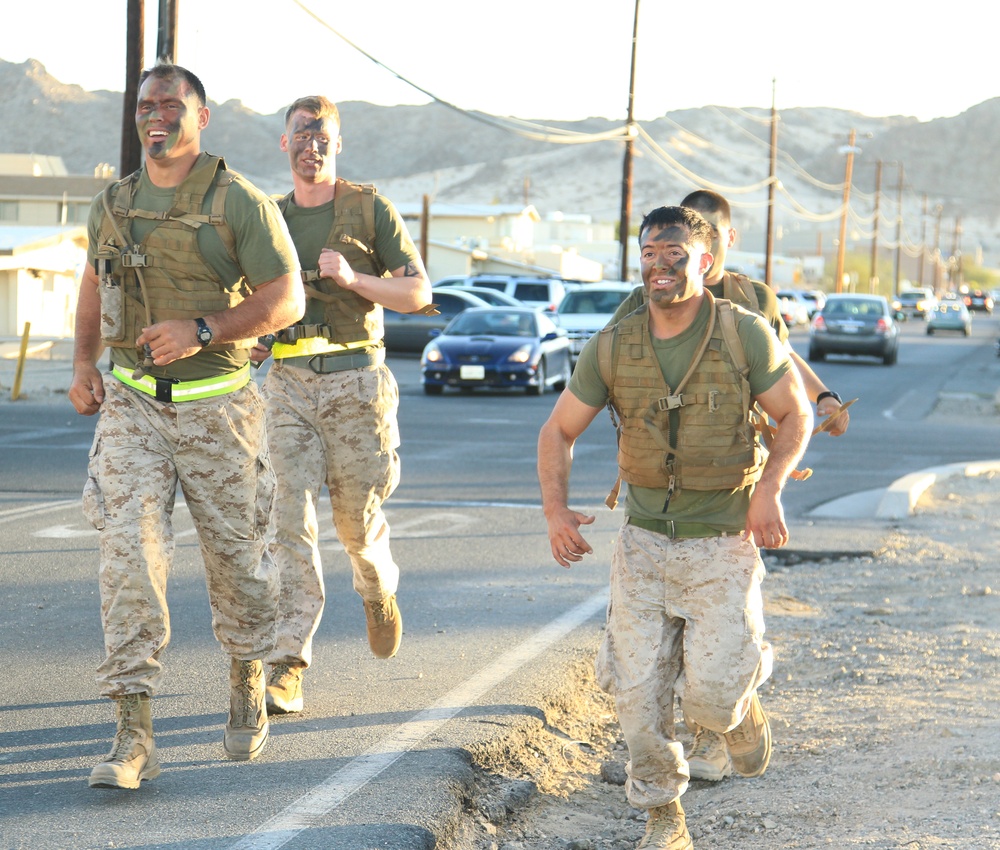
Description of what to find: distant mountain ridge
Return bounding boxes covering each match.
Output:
[8,58,1000,264]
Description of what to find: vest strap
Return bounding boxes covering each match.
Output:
[112,362,250,402]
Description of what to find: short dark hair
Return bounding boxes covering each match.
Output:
[284,96,341,129]
[638,206,713,252]
[138,63,207,107]
[680,190,731,227]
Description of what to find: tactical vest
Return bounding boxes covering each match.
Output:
[273,178,385,354]
[720,271,760,313]
[597,292,764,500]
[93,153,254,352]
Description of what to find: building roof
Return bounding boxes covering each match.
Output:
[0,225,87,255]
[0,174,113,201]
[394,202,540,221]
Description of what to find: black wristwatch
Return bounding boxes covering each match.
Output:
[194,317,213,347]
[816,390,842,405]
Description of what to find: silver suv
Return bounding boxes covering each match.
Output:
[435,275,581,312]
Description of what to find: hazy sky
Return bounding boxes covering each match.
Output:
[3,0,992,123]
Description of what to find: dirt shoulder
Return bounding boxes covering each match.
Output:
[454,469,1000,850]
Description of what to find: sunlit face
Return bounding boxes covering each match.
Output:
[280,110,341,182]
[690,206,735,278]
[135,75,208,161]
[639,223,712,307]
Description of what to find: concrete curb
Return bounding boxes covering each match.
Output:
[875,459,1000,520]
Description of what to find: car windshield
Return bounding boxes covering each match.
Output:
[559,290,630,314]
[447,311,535,337]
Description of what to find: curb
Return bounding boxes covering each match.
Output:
[875,459,1000,520]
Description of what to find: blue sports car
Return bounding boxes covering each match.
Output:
[420,308,572,395]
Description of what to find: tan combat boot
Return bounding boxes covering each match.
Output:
[89,693,161,789]
[723,690,772,778]
[224,658,269,760]
[363,594,402,659]
[265,663,304,715]
[637,799,693,850]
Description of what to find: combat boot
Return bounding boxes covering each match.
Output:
[89,693,161,789]
[265,663,304,715]
[224,658,269,761]
[724,690,772,778]
[686,725,732,782]
[363,594,402,659]
[637,799,693,849]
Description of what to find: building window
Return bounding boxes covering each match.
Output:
[0,200,18,221]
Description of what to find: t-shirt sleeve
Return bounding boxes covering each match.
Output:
[567,329,611,409]
[373,195,421,273]
[739,312,792,396]
[753,283,790,345]
[226,180,300,288]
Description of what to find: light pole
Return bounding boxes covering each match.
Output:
[834,129,860,294]
[618,0,640,281]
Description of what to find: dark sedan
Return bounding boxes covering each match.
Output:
[420,308,571,395]
[808,293,900,365]
[383,289,493,353]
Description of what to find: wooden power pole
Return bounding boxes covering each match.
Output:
[617,0,640,281]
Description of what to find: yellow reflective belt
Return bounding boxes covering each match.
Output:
[112,362,251,402]
[272,337,374,359]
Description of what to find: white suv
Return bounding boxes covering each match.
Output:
[435,275,581,312]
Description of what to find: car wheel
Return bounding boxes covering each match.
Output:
[527,359,546,396]
[808,345,824,362]
[926,327,934,335]
[423,384,444,395]
[883,346,897,366]
[963,326,971,336]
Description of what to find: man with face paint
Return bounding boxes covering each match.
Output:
[538,206,812,849]
[69,64,305,788]
[252,95,432,716]
[610,190,849,785]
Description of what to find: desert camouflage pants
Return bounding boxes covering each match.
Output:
[595,524,772,809]
[82,377,278,698]
[262,360,401,669]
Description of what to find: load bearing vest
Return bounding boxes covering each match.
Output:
[597,291,764,507]
[94,153,255,353]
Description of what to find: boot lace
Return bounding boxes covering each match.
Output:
[233,662,262,727]
[690,726,725,760]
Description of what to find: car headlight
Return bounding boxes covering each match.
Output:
[422,343,442,364]
[506,344,533,364]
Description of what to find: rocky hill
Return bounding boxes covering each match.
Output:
[8,58,1000,266]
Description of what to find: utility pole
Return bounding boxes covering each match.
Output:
[950,216,963,290]
[617,0,640,281]
[834,128,858,294]
[420,194,430,271]
[764,79,778,289]
[917,194,927,287]
[157,0,179,63]
[120,0,145,177]
[892,163,904,295]
[932,205,943,294]
[869,160,882,294]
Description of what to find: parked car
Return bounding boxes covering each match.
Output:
[926,301,972,336]
[437,275,581,312]
[775,290,811,327]
[799,290,827,318]
[420,308,571,395]
[962,288,994,314]
[553,282,635,362]
[808,293,901,365]
[433,286,525,308]
[893,288,937,319]
[383,289,494,353]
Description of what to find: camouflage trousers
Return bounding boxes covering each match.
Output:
[595,524,772,809]
[262,360,401,669]
[82,377,278,698]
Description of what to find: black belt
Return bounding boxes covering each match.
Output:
[279,345,385,374]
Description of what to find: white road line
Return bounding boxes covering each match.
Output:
[228,588,608,850]
[0,500,79,524]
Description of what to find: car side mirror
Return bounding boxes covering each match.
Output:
[429,328,442,338]
[541,331,559,341]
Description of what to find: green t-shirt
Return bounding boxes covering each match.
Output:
[281,192,421,325]
[611,274,789,345]
[571,296,792,530]
[88,163,299,380]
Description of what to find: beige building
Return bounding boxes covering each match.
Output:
[0,154,111,338]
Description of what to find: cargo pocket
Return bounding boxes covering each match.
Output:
[81,437,106,531]
[254,449,276,542]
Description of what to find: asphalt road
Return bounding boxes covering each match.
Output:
[0,314,998,849]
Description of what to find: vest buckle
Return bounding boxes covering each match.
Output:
[658,394,685,411]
